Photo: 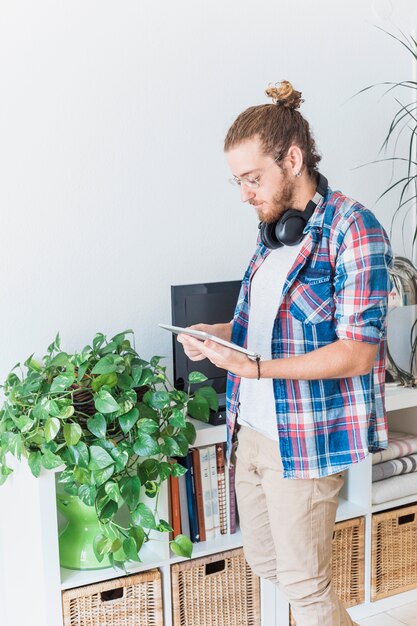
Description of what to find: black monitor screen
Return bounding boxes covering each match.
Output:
[171,280,241,403]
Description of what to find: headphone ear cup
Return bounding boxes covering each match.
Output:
[275,210,308,246]
[259,222,283,249]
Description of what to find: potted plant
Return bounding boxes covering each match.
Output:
[0,329,218,569]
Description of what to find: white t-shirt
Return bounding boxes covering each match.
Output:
[237,241,304,440]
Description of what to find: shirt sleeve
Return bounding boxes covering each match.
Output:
[333,209,393,344]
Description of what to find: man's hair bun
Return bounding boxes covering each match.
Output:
[265,80,304,110]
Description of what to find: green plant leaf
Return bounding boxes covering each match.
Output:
[157,519,173,533]
[87,413,107,438]
[2,432,22,458]
[120,475,141,510]
[50,373,75,393]
[117,373,134,390]
[194,386,218,411]
[91,355,118,375]
[170,534,193,558]
[137,458,159,482]
[93,465,115,486]
[94,390,120,414]
[73,466,91,484]
[187,395,209,422]
[159,435,182,457]
[137,417,159,434]
[188,371,208,384]
[171,462,187,478]
[44,417,61,442]
[131,364,143,386]
[173,432,190,457]
[168,408,187,429]
[93,533,113,561]
[137,368,154,387]
[128,525,145,552]
[144,480,159,498]
[104,480,120,503]
[41,448,63,469]
[91,372,118,392]
[49,352,70,367]
[146,391,170,410]
[32,403,49,421]
[63,423,82,446]
[158,461,172,480]
[184,421,196,445]
[78,484,97,506]
[118,407,139,434]
[131,502,156,529]
[110,446,129,471]
[28,451,41,477]
[88,445,114,470]
[98,499,118,521]
[133,433,160,456]
[76,361,89,382]
[123,537,140,562]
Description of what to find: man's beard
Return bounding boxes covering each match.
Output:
[258,170,296,224]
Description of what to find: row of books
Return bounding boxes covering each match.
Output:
[169,442,238,542]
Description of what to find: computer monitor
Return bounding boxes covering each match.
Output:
[171,280,241,406]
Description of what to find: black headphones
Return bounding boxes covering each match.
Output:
[258,172,328,249]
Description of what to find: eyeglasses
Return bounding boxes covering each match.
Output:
[228,155,282,190]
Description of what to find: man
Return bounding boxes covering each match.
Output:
[178,81,392,626]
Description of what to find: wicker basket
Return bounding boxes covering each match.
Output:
[372,503,417,601]
[62,569,163,626]
[290,516,365,625]
[171,548,260,626]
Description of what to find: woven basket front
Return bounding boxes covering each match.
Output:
[171,548,260,626]
[290,516,365,625]
[372,503,417,601]
[62,569,163,626]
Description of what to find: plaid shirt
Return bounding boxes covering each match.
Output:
[226,187,393,478]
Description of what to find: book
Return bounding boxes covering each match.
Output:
[198,446,215,541]
[169,473,181,538]
[178,452,200,543]
[216,442,227,534]
[228,462,237,535]
[208,445,220,537]
[177,472,190,539]
[192,447,206,542]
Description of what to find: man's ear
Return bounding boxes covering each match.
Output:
[286,145,303,175]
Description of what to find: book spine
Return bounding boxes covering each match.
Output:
[177,473,190,539]
[228,462,237,535]
[192,448,206,542]
[184,451,200,542]
[216,442,227,534]
[169,473,182,538]
[208,445,220,537]
[199,446,215,541]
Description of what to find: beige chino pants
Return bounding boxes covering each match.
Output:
[234,426,358,626]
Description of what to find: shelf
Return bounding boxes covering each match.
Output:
[61,530,243,590]
[169,529,243,563]
[385,384,417,412]
[190,418,227,447]
[372,493,417,514]
[336,498,368,522]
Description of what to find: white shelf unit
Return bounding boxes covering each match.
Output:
[1,384,417,626]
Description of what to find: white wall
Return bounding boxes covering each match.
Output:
[0,0,416,378]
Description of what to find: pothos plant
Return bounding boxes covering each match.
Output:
[0,330,218,568]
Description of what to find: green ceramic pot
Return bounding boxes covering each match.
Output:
[57,493,112,570]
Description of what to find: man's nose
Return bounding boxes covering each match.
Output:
[240,184,256,203]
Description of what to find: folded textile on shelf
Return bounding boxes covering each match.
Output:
[372,453,417,482]
[372,431,417,465]
[372,471,417,504]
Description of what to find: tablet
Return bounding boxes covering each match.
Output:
[159,323,261,360]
